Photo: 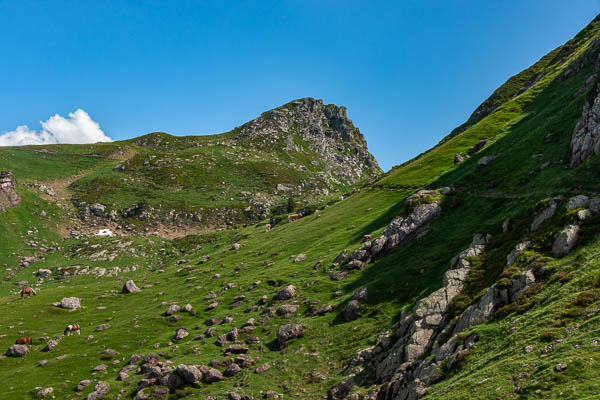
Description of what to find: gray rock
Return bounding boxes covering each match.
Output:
[89,203,106,217]
[164,304,180,315]
[454,154,464,163]
[35,269,52,278]
[278,304,299,315]
[555,362,568,372]
[76,380,92,391]
[276,285,296,300]
[224,363,241,376]
[174,328,188,340]
[506,241,531,267]
[122,280,140,294]
[577,209,591,221]
[176,364,202,383]
[277,324,305,346]
[530,200,557,231]
[477,155,497,168]
[552,225,580,256]
[570,83,600,168]
[87,381,109,400]
[566,195,590,210]
[6,344,28,357]
[203,368,223,383]
[352,287,368,302]
[343,300,361,322]
[294,253,306,262]
[43,339,58,352]
[59,297,82,310]
[36,387,53,397]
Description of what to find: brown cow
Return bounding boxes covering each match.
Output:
[288,213,303,223]
[20,287,37,298]
[15,336,32,345]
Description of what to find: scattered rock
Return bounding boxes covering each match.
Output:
[122,280,140,294]
[454,154,464,164]
[555,363,568,372]
[276,285,296,300]
[277,324,305,346]
[6,344,28,357]
[36,387,53,398]
[87,381,109,400]
[174,328,189,340]
[176,364,203,383]
[294,253,307,262]
[477,155,497,168]
[59,297,82,310]
[203,368,223,383]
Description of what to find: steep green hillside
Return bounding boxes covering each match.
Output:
[0,14,600,400]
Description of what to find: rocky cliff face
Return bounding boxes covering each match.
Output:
[0,171,21,211]
[571,82,600,167]
[234,98,382,185]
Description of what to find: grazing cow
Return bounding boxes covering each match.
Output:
[15,336,32,345]
[265,223,271,232]
[288,213,303,223]
[64,324,81,336]
[20,287,37,298]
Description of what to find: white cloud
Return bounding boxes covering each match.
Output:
[0,109,112,146]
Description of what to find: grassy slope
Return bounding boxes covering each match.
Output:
[0,17,600,400]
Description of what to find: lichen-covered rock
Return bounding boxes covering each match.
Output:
[552,224,580,256]
[566,195,590,210]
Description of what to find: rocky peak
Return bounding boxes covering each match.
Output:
[234,97,381,184]
[0,170,21,211]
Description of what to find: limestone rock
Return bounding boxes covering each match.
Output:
[59,297,82,310]
[122,280,140,294]
[552,225,580,256]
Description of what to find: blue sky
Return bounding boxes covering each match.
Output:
[1,1,598,170]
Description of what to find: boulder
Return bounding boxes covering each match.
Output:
[277,324,305,346]
[164,304,180,315]
[176,364,202,383]
[224,363,242,376]
[203,368,223,383]
[454,154,464,164]
[352,287,368,302]
[35,269,52,278]
[477,155,497,168]
[552,225,580,256]
[294,253,307,262]
[174,328,189,340]
[566,195,589,210]
[76,380,92,391]
[278,304,299,315]
[530,200,557,231]
[276,285,296,300]
[122,280,140,294]
[43,339,58,352]
[59,297,81,310]
[343,300,361,322]
[36,387,53,398]
[6,344,28,357]
[468,139,486,153]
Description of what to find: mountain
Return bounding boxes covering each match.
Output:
[1,15,600,400]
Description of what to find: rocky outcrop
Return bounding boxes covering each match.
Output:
[571,82,600,168]
[337,198,442,276]
[0,171,21,211]
[235,98,382,185]
[330,231,544,400]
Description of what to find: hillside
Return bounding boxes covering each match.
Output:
[1,15,600,400]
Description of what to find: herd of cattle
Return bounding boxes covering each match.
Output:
[13,287,80,347]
